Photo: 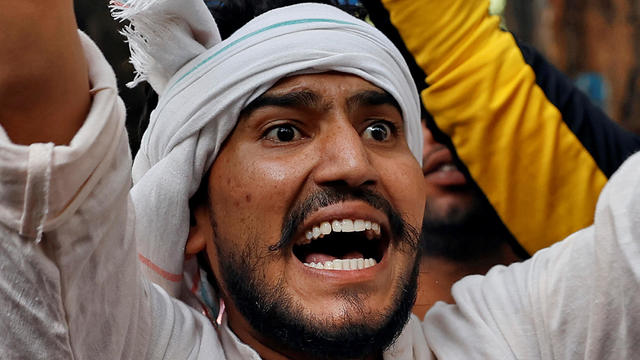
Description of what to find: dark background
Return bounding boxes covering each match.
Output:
[75,0,640,152]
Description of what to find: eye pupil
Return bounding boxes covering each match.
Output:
[370,125,388,141]
[277,126,295,142]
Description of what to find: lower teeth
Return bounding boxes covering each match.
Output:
[303,258,377,270]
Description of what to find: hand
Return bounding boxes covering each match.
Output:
[0,0,90,145]
[489,0,507,16]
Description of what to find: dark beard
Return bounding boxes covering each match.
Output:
[421,189,517,261]
[219,246,419,360]
[210,187,421,360]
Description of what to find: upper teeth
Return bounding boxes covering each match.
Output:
[304,258,377,270]
[439,163,457,172]
[304,219,381,242]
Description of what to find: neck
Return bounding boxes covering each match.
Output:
[413,242,521,318]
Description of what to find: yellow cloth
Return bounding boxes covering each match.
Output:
[382,0,607,254]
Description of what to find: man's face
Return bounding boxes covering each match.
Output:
[421,121,475,224]
[196,73,425,359]
[420,122,511,261]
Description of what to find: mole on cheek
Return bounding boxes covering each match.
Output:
[245,194,252,203]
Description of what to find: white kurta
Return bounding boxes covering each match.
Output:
[0,34,638,360]
[424,156,640,359]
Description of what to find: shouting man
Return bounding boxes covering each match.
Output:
[1,0,639,359]
[2,1,426,358]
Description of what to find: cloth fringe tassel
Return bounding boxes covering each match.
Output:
[109,0,173,88]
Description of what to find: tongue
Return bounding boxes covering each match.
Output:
[304,251,364,264]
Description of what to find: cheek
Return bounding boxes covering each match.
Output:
[229,157,308,207]
[210,151,291,206]
[378,156,426,227]
[208,149,313,243]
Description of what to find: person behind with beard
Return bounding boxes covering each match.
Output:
[414,116,524,316]
[360,0,640,317]
[2,0,640,359]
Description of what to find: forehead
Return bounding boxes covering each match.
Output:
[265,72,382,95]
[239,71,403,118]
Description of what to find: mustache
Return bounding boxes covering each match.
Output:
[269,187,418,252]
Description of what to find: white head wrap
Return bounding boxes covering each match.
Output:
[111,1,422,303]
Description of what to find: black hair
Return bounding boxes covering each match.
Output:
[208,1,366,40]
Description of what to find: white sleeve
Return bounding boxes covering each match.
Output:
[0,32,151,359]
[423,151,640,359]
[146,283,227,359]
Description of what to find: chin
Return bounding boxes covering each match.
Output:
[425,193,475,225]
[217,241,421,360]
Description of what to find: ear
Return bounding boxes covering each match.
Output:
[185,204,210,257]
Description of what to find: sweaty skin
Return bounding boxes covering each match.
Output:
[189,73,426,360]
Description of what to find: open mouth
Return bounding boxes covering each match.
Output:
[422,147,467,187]
[422,146,457,176]
[293,219,389,271]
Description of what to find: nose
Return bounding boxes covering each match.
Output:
[421,120,438,157]
[312,122,378,189]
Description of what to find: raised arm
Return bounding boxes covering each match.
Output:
[0,2,157,359]
[0,0,89,145]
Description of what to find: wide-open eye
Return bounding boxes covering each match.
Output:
[263,124,303,143]
[363,122,394,142]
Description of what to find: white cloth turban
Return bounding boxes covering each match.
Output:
[112,0,422,299]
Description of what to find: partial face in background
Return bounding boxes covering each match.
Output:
[420,121,509,260]
[421,121,475,225]
[194,73,425,359]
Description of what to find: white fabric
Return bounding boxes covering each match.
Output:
[424,151,640,359]
[111,0,222,92]
[0,32,151,360]
[1,31,640,359]
[126,3,423,298]
[0,31,225,360]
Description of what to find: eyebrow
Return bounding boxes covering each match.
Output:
[240,90,324,118]
[239,88,402,120]
[346,90,402,115]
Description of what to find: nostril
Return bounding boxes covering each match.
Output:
[313,157,378,188]
[320,180,351,188]
[317,179,376,191]
[361,179,376,187]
